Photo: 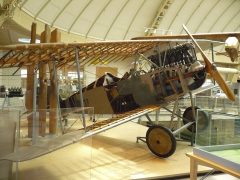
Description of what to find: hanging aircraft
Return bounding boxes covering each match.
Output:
[0,25,238,163]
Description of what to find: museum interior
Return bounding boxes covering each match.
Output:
[0,0,240,179]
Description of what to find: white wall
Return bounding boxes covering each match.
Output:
[0,68,21,89]
[84,57,134,85]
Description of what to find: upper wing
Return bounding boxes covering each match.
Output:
[1,31,239,68]
[0,40,171,68]
[132,32,240,42]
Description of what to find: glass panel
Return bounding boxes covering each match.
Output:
[0,107,94,179]
[195,86,239,115]
[0,109,20,180]
[195,109,240,146]
[194,108,240,173]
[18,107,94,150]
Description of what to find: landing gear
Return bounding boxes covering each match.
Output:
[183,106,209,132]
[137,105,208,158]
[146,125,176,158]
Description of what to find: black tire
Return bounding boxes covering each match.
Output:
[183,106,209,132]
[146,125,176,158]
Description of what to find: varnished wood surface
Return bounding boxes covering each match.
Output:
[0,31,239,68]
[132,32,240,41]
[0,40,166,68]
[38,25,50,136]
[48,29,61,134]
[186,152,240,180]
[26,23,36,137]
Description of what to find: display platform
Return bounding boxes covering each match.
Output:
[193,144,240,175]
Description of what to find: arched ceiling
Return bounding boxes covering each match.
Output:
[20,0,162,40]
[0,0,240,46]
[17,0,240,41]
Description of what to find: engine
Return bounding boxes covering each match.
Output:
[148,43,198,67]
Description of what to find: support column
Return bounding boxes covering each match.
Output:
[26,22,36,137]
[190,157,198,180]
[38,25,50,136]
[48,29,61,134]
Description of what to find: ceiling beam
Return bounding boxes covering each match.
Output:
[123,0,146,40]
[51,0,73,27]
[208,0,236,32]
[179,0,203,34]
[103,0,129,40]
[194,0,220,33]
[68,0,93,33]
[221,1,240,31]
[166,0,187,35]
[19,0,28,9]
[34,0,51,20]
[85,0,112,38]
[145,0,173,36]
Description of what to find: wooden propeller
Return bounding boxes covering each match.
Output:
[183,24,235,101]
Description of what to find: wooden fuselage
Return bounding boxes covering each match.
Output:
[61,43,206,114]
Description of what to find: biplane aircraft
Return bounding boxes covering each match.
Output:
[0,25,239,163]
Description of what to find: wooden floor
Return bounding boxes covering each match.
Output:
[13,122,210,180]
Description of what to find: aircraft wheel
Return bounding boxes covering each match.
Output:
[146,125,176,158]
[183,106,209,132]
